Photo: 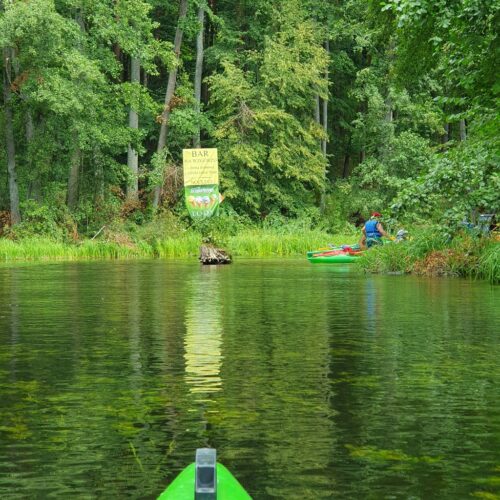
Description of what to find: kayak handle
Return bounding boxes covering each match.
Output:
[195,448,217,499]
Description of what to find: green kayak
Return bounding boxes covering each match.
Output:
[308,232,405,264]
[307,246,363,264]
[158,449,251,500]
[308,253,361,264]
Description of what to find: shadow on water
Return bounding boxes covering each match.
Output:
[0,260,499,499]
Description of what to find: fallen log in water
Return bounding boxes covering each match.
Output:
[199,245,232,265]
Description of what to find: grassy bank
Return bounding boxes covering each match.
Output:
[1,227,497,285]
[358,229,500,284]
[0,228,352,262]
[0,238,153,261]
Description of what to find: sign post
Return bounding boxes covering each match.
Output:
[183,148,220,219]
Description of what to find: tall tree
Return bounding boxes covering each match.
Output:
[66,9,85,211]
[66,143,81,211]
[126,57,140,201]
[208,1,328,216]
[319,39,329,212]
[322,40,329,158]
[459,119,467,142]
[193,1,205,148]
[153,0,189,209]
[25,111,42,202]
[2,47,21,224]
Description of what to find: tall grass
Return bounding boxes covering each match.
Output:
[0,229,351,261]
[358,243,413,274]
[152,233,202,258]
[226,229,350,257]
[477,242,500,284]
[359,227,449,274]
[0,238,151,261]
[0,239,77,261]
[358,230,500,284]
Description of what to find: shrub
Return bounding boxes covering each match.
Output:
[5,201,77,242]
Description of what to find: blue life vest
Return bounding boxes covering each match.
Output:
[365,219,382,239]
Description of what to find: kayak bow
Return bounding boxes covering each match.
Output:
[158,449,251,500]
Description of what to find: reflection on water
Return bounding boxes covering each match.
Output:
[0,260,499,499]
[184,266,223,398]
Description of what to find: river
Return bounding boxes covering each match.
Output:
[0,260,499,499]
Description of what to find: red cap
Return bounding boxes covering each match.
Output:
[371,212,382,217]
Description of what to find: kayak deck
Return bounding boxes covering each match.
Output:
[308,253,361,263]
[158,462,251,499]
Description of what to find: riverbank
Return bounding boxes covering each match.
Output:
[0,229,349,261]
[358,230,499,284]
[1,227,497,284]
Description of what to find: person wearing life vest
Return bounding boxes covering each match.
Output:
[360,212,390,249]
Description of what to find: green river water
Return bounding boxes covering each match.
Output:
[0,260,499,499]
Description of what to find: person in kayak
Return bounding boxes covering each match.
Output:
[360,212,390,249]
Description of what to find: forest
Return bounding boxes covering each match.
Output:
[0,0,498,277]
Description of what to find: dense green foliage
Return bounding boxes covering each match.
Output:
[1,0,498,253]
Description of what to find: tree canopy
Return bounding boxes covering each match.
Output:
[1,0,498,234]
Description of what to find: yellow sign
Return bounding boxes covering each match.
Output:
[183,148,219,187]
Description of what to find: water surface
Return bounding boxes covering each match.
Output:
[0,260,499,498]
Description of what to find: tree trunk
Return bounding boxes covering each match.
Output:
[25,110,34,142]
[199,245,232,265]
[313,94,324,209]
[319,40,329,214]
[314,95,321,153]
[314,95,320,125]
[66,10,84,211]
[459,119,467,141]
[385,105,393,123]
[127,57,140,201]
[321,40,329,158]
[67,144,81,210]
[359,95,367,164]
[342,154,350,179]
[153,0,188,208]
[201,2,212,110]
[193,4,205,148]
[94,149,104,205]
[26,111,41,202]
[321,101,328,156]
[442,123,450,144]
[3,48,21,224]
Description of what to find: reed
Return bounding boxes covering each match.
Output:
[0,238,150,261]
[76,241,149,259]
[152,233,202,258]
[227,229,352,257]
[0,239,76,261]
[358,242,416,275]
[0,229,347,261]
[475,241,500,284]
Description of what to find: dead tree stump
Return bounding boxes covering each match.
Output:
[199,245,232,265]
